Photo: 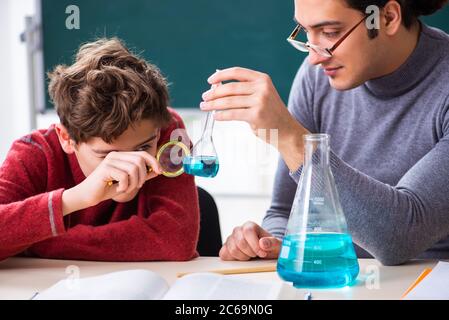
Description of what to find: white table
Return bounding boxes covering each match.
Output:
[0,257,439,300]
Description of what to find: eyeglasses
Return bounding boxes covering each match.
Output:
[287,15,368,57]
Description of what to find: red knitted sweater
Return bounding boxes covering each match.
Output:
[0,110,199,262]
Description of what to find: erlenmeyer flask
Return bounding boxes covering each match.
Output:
[277,134,359,288]
[182,84,220,178]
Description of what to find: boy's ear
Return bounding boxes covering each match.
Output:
[55,124,77,154]
[382,1,402,36]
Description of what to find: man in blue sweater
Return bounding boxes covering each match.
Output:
[200,0,449,265]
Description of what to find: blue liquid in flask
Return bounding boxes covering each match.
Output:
[183,156,219,178]
[277,233,359,288]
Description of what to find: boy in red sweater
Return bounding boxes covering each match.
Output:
[0,38,200,262]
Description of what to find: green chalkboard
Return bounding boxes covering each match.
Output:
[41,1,449,110]
[42,0,299,110]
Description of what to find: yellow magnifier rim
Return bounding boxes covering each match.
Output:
[156,140,191,178]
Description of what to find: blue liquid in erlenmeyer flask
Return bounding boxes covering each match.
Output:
[183,156,219,178]
[277,233,359,288]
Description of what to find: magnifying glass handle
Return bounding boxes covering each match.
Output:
[106,166,153,187]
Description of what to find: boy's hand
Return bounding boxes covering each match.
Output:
[62,151,162,215]
[219,221,281,261]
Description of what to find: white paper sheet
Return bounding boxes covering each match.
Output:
[404,261,449,300]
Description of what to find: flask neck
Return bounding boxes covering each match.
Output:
[202,111,215,140]
[303,134,330,167]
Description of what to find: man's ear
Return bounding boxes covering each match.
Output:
[55,124,77,154]
[382,1,402,36]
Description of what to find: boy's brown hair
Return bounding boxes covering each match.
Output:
[48,38,172,144]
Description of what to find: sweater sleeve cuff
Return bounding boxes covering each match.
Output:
[289,149,342,183]
[48,188,66,236]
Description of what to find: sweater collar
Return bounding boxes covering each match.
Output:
[363,23,443,98]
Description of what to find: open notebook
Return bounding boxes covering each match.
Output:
[34,269,300,300]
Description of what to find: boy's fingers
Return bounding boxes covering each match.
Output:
[107,153,148,186]
[108,167,129,193]
[107,159,140,192]
[136,151,163,175]
[146,171,159,180]
[108,151,162,176]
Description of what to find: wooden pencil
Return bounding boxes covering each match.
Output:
[177,263,277,278]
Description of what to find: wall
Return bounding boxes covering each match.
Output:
[0,0,36,163]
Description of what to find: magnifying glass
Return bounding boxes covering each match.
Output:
[156,140,191,178]
[106,140,191,186]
